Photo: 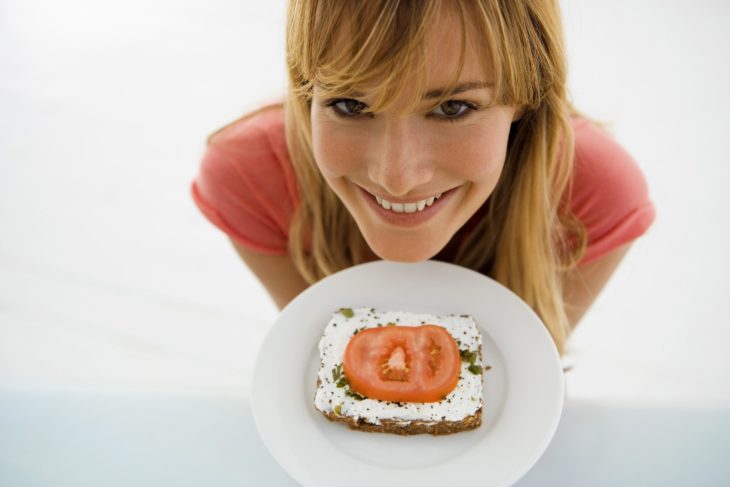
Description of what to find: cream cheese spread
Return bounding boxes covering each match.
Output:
[313,307,484,426]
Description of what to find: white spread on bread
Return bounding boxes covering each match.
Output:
[314,308,484,426]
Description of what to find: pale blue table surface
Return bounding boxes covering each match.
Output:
[1,388,728,487]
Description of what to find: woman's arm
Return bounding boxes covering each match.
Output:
[230,239,310,311]
[562,243,632,330]
[231,234,631,325]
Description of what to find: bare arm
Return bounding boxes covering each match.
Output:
[231,232,631,323]
[562,242,632,330]
[230,239,310,310]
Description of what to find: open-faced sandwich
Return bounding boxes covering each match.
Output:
[313,307,486,435]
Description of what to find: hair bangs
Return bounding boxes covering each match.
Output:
[470,0,565,112]
[292,0,452,114]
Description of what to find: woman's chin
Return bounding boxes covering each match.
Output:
[366,240,441,263]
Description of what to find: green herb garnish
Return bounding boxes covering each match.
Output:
[459,349,477,364]
[346,390,365,401]
[468,364,483,375]
[339,308,354,318]
[332,364,342,382]
[332,362,368,399]
[334,403,343,415]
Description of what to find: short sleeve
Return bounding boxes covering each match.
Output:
[190,106,298,255]
[568,119,656,265]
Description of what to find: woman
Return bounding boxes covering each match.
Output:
[191,0,655,355]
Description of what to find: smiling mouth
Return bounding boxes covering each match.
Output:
[373,193,444,213]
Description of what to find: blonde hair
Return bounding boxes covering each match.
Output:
[283,0,586,355]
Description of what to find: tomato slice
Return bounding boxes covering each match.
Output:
[342,324,461,403]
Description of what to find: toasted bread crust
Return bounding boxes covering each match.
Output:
[320,406,482,435]
[314,343,484,436]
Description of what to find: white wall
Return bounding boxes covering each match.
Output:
[1,0,728,405]
[560,0,730,404]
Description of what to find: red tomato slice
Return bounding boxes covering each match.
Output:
[342,324,461,403]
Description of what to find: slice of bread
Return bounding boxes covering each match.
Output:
[313,308,484,436]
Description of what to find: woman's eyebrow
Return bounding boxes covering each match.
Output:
[423,81,494,99]
[338,81,493,99]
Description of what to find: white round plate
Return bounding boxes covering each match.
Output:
[251,260,564,487]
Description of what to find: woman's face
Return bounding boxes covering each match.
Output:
[310,9,521,262]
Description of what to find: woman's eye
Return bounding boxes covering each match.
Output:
[326,98,369,118]
[324,98,477,121]
[431,100,476,119]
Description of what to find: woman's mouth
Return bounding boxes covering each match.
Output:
[373,192,444,213]
[356,185,460,227]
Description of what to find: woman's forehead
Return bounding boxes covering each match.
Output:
[423,4,494,89]
[320,2,494,101]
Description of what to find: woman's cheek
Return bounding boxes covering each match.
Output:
[311,120,364,179]
[430,126,508,181]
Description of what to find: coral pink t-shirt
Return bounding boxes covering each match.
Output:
[190,105,655,266]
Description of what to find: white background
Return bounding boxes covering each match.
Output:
[1,0,729,408]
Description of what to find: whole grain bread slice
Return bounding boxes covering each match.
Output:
[314,344,484,436]
[319,400,482,435]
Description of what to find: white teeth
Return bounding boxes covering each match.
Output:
[373,191,445,213]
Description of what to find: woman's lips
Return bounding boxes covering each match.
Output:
[357,185,459,227]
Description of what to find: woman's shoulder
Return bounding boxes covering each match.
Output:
[570,117,637,174]
[200,101,296,200]
[568,116,651,205]
[207,102,286,156]
[567,116,656,264]
[190,102,297,255]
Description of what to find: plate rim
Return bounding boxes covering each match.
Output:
[251,259,564,487]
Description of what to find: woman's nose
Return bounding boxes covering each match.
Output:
[367,118,435,197]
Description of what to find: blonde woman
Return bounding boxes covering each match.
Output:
[191,0,655,355]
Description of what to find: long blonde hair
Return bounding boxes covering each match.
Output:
[283,0,586,355]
